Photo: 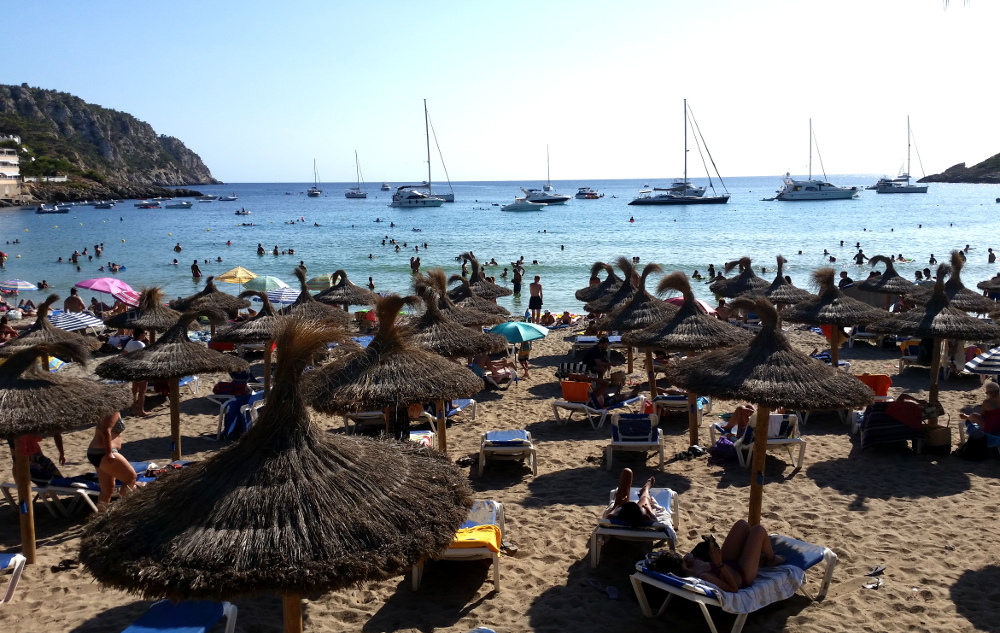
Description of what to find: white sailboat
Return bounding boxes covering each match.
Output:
[523,145,570,204]
[391,99,445,208]
[774,119,859,201]
[876,116,928,194]
[308,159,322,197]
[345,150,368,198]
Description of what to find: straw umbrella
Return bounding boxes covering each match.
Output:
[306,295,483,453]
[869,266,1000,416]
[976,274,1000,294]
[761,256,814,306]
[585,257,638,314]
[103,287,181,343]
[623,272,752,445]
[315,269,379,310]
[856,255,917,310]
[575,261,623,303]
[0,294,101,358]
[780,268,885,371]
[452,252,512,301]
[80,317,474,633]
[447,275,511,317]
[667,297,875,524]
[169,277,250,336]
[283,267,351,328]
[0,341,130,563]
[908,251,997,314]
[597,263,676,374]
[405,284,508,359]
[96,309,249,460]
[213,291,283,396]
[709,257,770,299]
[418,270,507,327]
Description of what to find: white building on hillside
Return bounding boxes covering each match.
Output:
[0,147,21,202]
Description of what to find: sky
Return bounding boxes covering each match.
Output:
[2,0,995,183]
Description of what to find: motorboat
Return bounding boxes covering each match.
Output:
[502,197,548,212]
[658,179,705,197]
[521,188,570,205]
[197,198,214,203]
[165,201,193,209]
[629,190,730,205]
[308,159,322,197]
[153,196,172,201]
[137,202,161,209]
[134,200,154,207]
[390,186,445,208]
[235,209,251,216]
[774,119,858,201]
[575,187,604,199]
[196,195,216,201]
[876,116,928,194]
[94,201,115,209]
[35,205,69,214]
[381,182,391,191]
[345,150,368,198]
[219,194,237,202]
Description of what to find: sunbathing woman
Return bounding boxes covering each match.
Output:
[717,404,756,436]
[960,380,1000,433]
[649,520,786,592]
[603,468,660,526]
[87,411,139,509]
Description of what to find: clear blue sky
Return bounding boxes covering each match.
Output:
[2,0,994,183]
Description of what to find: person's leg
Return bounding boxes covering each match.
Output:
[99,453,138,499]
[736,524,782,586]
[134,381,148,416]
[611,469,634,511]
[720,519,752,563]
[637,476,657,520]
[95,468,116,505]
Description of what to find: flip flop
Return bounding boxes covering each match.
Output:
[50,559,79,573]
[865,565,886,577]
[863,577,883,590]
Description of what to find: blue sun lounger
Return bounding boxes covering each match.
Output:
[122,600,237,633]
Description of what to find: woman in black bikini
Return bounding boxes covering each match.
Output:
[86,411,139,509]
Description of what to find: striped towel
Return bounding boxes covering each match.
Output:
[680,565,806,614]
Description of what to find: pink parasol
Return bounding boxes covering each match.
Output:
[664,296,716,315]
[113,289,142,307]
[75,277,133,295]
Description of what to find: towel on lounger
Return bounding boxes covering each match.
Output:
[645,565,805,614]
[451,524,501,553]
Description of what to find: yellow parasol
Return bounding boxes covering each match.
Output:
[216,266,258,292]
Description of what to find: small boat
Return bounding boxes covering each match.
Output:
[501,197,548,212]
[134,200,154,207]
[774,119,858,201]
[521,187,570,205]
[137,203,161,209]
[153,196,172,201]
[345,151,368,198]
[165,201,193,209]
[235,209,251,216]
[876,116,928,194]
[198,199,214,203]
[391,186,445,208]
[381,182,391,191]
[94,201,115,209]
[196,195,216,201]
[308,159,322,197]
[35,205,69,214]
[219,194,238,202]
[575,187,604,199]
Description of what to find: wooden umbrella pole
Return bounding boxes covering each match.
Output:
[645,348,658,398]
[283,594,303,633]
[264,340,273,396]
[149,330,157,345]
[929,338,941,422]
[830,328,841,370]
[747,405,772,526]
[169,377,182,461]
[627,346,633,374]
[437,399,448,453]
[687,349,699,447]
[13,438,36,564]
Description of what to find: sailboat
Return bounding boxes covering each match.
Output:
[345,151,368,198]
[391,99,446,208]
[774,120,858,201]
[876,116,928,194]
[307,159,322,197]
[522,145,571,204]
[630,99,730,206]
[415,101,454,202]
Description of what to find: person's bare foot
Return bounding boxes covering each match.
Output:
[766,554,787,566]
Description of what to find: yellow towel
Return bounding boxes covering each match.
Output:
[451,524,501,553]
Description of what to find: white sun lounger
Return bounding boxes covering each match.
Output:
[590,486,677,568]
[413,500,504,593]
[607,413,664,472]
[1,553,26,606]
[552,395,644,430]
[479,430,537,477]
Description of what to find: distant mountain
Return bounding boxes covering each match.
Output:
[919,153,1000,184]
[0,83,219,186]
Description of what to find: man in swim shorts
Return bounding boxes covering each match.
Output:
[529,275,543,323]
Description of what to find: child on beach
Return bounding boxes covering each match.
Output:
[518,341,531,379]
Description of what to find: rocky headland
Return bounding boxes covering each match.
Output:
[919,153,1000,184]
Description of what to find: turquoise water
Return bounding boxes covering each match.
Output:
[3,176,999,313]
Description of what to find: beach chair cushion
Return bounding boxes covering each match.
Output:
[611,414,656,441]
[560,380,591,403]
[484,430,530,446]
[123,600,236,633]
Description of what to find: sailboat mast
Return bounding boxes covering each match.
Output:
[683,99,688,191]
[808,118,812,180]
[424,99,432,195]
[547,144,551,187]
[906,115,911,185]
[355,150,360,187]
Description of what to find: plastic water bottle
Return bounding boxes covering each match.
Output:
[524,308,531,321]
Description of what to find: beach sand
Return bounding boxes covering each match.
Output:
[2,323,999,633]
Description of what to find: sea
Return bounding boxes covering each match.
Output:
[2,176,999,314]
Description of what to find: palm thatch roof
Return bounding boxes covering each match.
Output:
[596,263,677,331]
[708,257,770,298]
[869,266,1000,341]
[212,291,283,344]
[169,277,250,313]
[977,274,1000,293]
[306,295,484,413]
[908,251,997,314]
[456,252,512,300]
[762,256,813,305]
[416,269,507,327]
[857,255,917,296]
[104,287,181,333]
[0,341,131,439]
[403,285,508,358]
[80,317,474,602]
[584,257,638,313]
[315,270,379,307]
[575,261,623,303]
[96,309,249,382]
[622,272,751,351]
[666,297,876,411]
[282,267,351,327]
[780,268,885,327]
[0,294,101,357]
[446,275,511,317]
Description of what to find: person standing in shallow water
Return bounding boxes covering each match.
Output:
[512,266,523,295]
[191,260,202,278]
[529,275,543,323]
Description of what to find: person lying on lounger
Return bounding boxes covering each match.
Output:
[648,520,786,592]
[716,404,756,436]
[589,381,640,409]
[603,468,659,527]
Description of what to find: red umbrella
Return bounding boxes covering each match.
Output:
[113,289,141,307]
[664,296,716,315]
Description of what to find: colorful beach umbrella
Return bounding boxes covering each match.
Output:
[487,321,548,344]
[664,295,716,314]
[113,289,141,307]
[75,277,132,295]
[0,280,37,292]
[307,274,335,291]
[245,276,289,293]
[265,287,300,304]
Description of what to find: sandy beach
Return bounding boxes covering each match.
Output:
[2,318,999,633]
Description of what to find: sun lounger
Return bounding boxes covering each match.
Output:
[572,335,623,353]
[555,362,594,381]
[1,552,26,606]
[630,534,837,633]
[650,393,712,418]
[425,398,477,425]
[479,430,537,477]
[552,391,644,430]
[209,390,264,441]
[848,325,883,348]
[413,500,504,592]
[607,413,664,471]
[590,486,677,569]
[0,481,60,518]
[898,339,922,373]
[122,600,238,633]
[726,413,805,469]
[43,461,158,515]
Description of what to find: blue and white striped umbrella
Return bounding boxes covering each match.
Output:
[965,347,1000,375]
[0,279,37,292]
[264,287,300,304]
[48,311,105,332]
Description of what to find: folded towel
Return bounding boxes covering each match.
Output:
[452,524,501,553]
[646,565,805,614]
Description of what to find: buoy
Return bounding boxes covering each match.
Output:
[53,225,58,228]
[24,229,28,232]
[16,255,20,258]
[168,233,172,236]
[79,223,83,225]
[122,239,126,242]
[206,228,210,232]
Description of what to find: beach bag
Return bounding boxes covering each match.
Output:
[708,436,737,464]
[958,422,989,461]
[213,381,249,397]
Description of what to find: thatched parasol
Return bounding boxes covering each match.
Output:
[306,295,483,453]
[0,341,130,563]
[314,270,379,308]
[103,287,181,341]
[584,257,638,313]
[169,276,250,313]
[708,257,770,298]
[762,256,813,305]
[283,267,351,328]
[446,275,511,318]
[908,251,997,314]
[415,270,506,327]
[667,297,874,524]
[856,255,917,304]
[96,309,249,460]
[453,252,512,300]
[869,265,1000,412]
[405,282,508,359]
[0,294,101,357]
[596,263,677,375]
[80,317,474,633]
[213,291,284,396]
[976,273,1000,293]
[624,272,752,444]
[575,261,623,303]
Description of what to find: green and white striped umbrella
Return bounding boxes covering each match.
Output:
[307,274,335,291]
[244,276,289,293]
